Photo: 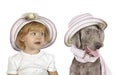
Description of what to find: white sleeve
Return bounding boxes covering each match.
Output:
[7,57,17,74]
[47,55,57,72]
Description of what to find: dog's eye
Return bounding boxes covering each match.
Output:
[85,31,90,34]
[96,30,100,33]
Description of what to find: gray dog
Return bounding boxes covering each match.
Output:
[64,13,110,75]
[70,25,104,75]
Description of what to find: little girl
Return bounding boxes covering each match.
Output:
[7,13,58,75]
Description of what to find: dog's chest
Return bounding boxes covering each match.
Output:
[70,58,102,75]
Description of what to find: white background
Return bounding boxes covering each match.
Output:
[0,0,119,75]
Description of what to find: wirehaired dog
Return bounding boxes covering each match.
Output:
[70,25,104,75]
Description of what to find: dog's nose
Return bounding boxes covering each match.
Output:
[95,42,103,49]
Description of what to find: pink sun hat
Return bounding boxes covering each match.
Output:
[64,13,107,47]
[10,12,57,51]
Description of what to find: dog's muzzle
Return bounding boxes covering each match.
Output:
[84,45,99,57]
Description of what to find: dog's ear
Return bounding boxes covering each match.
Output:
[72,31,81,48]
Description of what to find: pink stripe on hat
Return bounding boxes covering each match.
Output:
[69,13,93,27]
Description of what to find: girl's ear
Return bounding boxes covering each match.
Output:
[20,35,25,42]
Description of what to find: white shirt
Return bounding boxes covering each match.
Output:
[7,51,57,75]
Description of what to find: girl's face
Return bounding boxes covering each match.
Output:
[21,30,45,51]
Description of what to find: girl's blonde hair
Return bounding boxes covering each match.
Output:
[16,21,50,50]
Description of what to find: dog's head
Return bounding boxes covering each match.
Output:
[64,13,107,57]
[72,25,105,55]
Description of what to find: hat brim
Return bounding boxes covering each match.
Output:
[64,18,107,47]
[10,16,57,51]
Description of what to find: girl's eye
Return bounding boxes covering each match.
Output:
[34,33,36,35]
[31,32,36,36]
[40,32,44,36]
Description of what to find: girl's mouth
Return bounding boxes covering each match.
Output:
[34,42,41,45]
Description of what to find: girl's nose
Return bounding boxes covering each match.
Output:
[36,33,44,39]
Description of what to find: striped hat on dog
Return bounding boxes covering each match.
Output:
[64,13,107,47]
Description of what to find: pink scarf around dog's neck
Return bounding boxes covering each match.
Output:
[71,45,110,75]
[71,45,99,63]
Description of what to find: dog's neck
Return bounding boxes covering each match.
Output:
[71,45,100,63]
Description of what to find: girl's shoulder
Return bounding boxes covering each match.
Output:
[8,52,23,61]
[40,51,55,60]
[41,51,54,57]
